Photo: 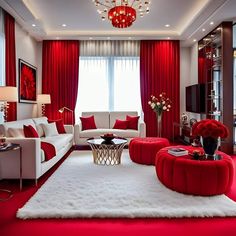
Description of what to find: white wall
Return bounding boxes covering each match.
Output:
[180,43,201,122]
[15,22,42,120]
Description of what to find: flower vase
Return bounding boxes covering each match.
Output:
[156,112,162,137]
[200,136,220,160]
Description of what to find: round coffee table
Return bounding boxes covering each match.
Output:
[87,138,127,165]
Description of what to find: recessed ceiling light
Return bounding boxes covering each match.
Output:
[107,37,111,40]
[32,24,36,27]
[210,21,214,25]
[193,39,197,42]
[165,24,170,27]
[62,24,67,27]
[167,37,170,40]
[202,28,206,32]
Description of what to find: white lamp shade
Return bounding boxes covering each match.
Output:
[0,86,18,102]
[37,94,51,104]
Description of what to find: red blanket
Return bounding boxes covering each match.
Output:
[41,142,56,161]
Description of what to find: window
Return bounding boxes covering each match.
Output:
[76,56,141,121]
[0,8,4,86]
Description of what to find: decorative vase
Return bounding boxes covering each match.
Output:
[156,112,162,137]
[200,136,220,160]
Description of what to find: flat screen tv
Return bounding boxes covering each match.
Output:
[186,84,205,113]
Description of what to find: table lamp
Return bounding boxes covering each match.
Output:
[37,94,51,116]
[0,86,18,122]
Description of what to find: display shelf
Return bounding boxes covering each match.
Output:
[198,22,233,153]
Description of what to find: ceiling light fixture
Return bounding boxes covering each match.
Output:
[193,39,197,42]
[32,24,36,27]
[62,24,67,27]
[202,28,206,32]
[210,21,214,25]
[165,24,170,27]
[93,0,151,28]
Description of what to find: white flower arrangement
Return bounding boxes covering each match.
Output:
[148,92,172,116]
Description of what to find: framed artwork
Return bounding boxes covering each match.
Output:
[18,59,37,103]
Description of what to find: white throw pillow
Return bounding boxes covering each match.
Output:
[8,128,24,138]
[41,123,59,137]
[36,124,45,137]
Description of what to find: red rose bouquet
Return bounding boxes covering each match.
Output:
[192,119,229,139]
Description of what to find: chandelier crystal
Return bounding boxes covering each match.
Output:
[92,0,151,28]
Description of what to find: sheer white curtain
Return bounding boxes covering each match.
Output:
[0,8,5,86]
[75,40,141,122]
[77,57,109,112]
[114,57,140,111]
[0,8,5,124]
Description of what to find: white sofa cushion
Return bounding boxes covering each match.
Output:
[80,128,139,138]
[8,128,25,138]
[82,112,109,129]
[0,118,36,137]
[109,111,138,128]
[41,123,59,137]
[33,117,48,137]
[41,134,73,153]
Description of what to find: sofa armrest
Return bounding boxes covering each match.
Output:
[74,121,82,145]
[4,138,41,179]
[64,125,74,134]
[138,119,146,137]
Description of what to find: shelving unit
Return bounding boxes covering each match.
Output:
[198,22,233,154]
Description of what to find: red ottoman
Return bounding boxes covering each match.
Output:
[155,146,235,196]
[129,137,170,165]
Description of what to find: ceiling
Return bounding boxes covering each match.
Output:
[0,0,235,46]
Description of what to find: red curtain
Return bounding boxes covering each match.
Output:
[4,11,17,121]
[42,40,79,124]
[140,40,180,139]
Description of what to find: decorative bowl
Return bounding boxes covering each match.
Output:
[100,134,116,143]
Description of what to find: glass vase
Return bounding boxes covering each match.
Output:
[156,112,162,137]
[200,136,220,160]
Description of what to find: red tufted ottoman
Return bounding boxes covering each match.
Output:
[129,137,170,165]
[155,146,235,196]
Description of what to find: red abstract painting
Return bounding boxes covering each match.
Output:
[19,59,37,103]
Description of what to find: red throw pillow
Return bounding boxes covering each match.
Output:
[48,119,66,134]
[80,116,97,131]
[23,125,39,138]
[113,119,129,129]
[126,115,140,130]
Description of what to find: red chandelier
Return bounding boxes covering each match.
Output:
[93,0,151,28]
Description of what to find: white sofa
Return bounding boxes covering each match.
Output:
[74,111,146,145]
[0,117,73,184]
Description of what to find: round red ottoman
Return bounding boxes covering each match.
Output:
[129,137,170,165]
[155,146,235,196]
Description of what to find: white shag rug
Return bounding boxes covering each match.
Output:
[17,150,236,219]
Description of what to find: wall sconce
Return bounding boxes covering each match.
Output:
[0,86,18,122]
[37,94,51,116]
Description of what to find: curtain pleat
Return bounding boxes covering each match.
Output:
[140,40,180,139]
[4,11,17,121]
[42,40,79,124]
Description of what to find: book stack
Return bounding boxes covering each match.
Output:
[168,147,188,156]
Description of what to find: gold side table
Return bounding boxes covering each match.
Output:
[87,138,127,165]
[0,143,22,201]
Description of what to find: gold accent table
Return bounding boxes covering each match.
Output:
[87,138,127,165]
